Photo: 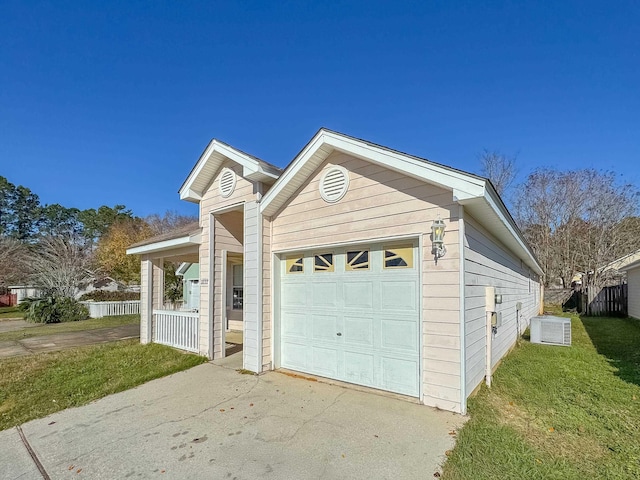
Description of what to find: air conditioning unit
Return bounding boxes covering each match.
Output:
[530,316,571,346]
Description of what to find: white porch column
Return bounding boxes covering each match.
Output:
[140,257,153,344]
[243,201,261,373]
[152,257,165,310]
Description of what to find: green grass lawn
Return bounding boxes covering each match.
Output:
[0,306,25,319]
[443,313,640,480]
[0,314,140,342]
[0,339,206,430]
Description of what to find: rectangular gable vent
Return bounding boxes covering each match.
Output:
[530,316,571,346]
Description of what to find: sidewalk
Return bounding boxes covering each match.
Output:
[0,323,140,359]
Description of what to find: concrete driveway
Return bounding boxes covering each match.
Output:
[1,354,465,479]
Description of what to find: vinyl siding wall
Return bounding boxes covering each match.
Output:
[463,214,541,396]
[628,266,640,319]
[198,160,258,358]
[269,152,463,412]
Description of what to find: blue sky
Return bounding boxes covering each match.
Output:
[1,1,638,217]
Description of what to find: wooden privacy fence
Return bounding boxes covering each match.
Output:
[153,310,199,353]
[80,300,140,318]
[0,293,17,307]
[585,284,628,317]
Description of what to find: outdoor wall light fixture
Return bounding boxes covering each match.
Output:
[431,217,447,262]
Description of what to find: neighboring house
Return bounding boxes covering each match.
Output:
[621,259,640,319]
[8,285,42,303]
[598,249,640,286]
[127,129,543,414]
[176,262,200,311]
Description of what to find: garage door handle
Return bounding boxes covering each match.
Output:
[336,332,342,336]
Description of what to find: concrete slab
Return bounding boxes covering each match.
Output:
[13,362,465,479]
[0,427,41,480]
[0,319,37,334]
[0,341,32,357]
[0,324,140,359]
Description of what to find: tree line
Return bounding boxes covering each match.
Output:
[0,176,196,295]
[479,152,640,288]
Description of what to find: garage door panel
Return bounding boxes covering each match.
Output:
[381,318,419,352]
[281,312,308,337]
[381,281,418,312]
[281,341,309,370]
[312,314,339,341]
[311,346,339,377]
[343,351,374,384]
[381,357,419,396]
[343,315,374,347]
[343,282,374,309]
[282,283,307,307]
[312,282,338,307]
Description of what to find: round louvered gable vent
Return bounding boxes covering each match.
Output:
[319,166,349,203]
[219,168,237,197]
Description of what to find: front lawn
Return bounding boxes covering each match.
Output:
[443,314,640,479]
[0,314,140,342]
[0,339,206,430]
[0,306,25,319]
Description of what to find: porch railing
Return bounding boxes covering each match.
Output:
[153,310,199,353]
[80,300,140,318]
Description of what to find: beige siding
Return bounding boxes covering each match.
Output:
[198,160,258,359]
[628,266,640,319]
[270,152,462,412]
[463,214,541,396]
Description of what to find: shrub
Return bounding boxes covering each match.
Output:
[21,296,89,324]
[78,291,140,302]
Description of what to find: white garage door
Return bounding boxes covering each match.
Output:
[279,242,420,397]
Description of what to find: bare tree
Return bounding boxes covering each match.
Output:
[0,237,31,287]
[478,149,518,198]
[28,236,93,297]
[514,168,640,288]
[145,211,198,235]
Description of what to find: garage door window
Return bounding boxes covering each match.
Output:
[384,245,413,269]
[314,253,334,272]
[346,250,369,271]
[286,256,304,274]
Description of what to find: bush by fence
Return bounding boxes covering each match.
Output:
[78,291,140,302]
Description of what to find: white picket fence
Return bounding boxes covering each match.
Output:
[80,300,140,318]
[153,310,199,353]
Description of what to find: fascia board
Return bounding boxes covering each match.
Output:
[180,140,277,200]
[179,140,218,198]
[261,129,487,217]
[260,130,328,215]
[324,133,486,198]
[620,258,640,272]
[466,190,544,276]
[126,236,200,256]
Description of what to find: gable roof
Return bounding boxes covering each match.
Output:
[179,139,282,203]
[260,128,543,276]
[600,249,640,274]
